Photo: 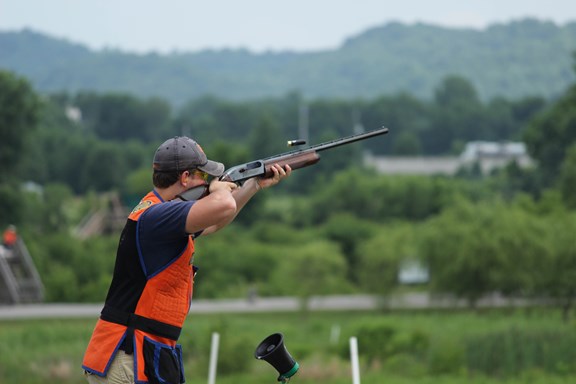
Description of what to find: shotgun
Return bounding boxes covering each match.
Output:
[220,127,389,183]
[178,127,389,201]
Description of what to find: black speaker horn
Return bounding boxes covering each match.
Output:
[255,333,299,382]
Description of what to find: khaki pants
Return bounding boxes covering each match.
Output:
[85,351,134,384]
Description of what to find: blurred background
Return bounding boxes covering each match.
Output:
[1,1,576,383]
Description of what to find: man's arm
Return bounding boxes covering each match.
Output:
[200,164,291,236]
[184,183,238,234]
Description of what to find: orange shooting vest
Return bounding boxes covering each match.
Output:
[82,191,195,383]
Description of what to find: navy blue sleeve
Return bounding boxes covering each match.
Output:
[137,200,195,277]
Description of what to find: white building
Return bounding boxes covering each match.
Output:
[364,141,533,176]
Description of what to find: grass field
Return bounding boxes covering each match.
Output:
[0,307,574,384]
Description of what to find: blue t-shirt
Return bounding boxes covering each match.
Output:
[137,199,196,277]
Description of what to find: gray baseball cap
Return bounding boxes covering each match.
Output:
[153,136,225,176]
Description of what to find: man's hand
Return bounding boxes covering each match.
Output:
[257,164,292,189]
[208,179,238,194]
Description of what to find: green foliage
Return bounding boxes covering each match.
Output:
[465,328,576,376]
[354,323,396,362]
[216,333,254,375]
[27,233,115,302]
[524,83,576,187]
[558,144,576,209]
[0,182,25,227]
[420,199,557,305]
[427,338,465,375]
[123,167,153,204]
[0,70,40,183]
[0,70,40,226]
[3,27,576,323]
[352,323,430,364]
[428,76,485,153]
[246,220,319,245]
[74,92,172,142]
[302,170,469,224]
[321,213,378,282]
[192,228,287,298]
[4,68,551,202]
[248,114,285,158]
[356,223,415,295]
[392,130,422,155]
[3,309,576,383]
[362,93,429,155]
[528,211,576,320]
[42,183,75,232]
[267,240,354,298]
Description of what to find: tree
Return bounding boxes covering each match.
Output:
[75,92,172,143]
[0,70,40,182]
[248,114,285,158]
[267,240,354,299]
[80,141,129,192]
[302,170,465,224]
[534,212,576,321]
[420,199,545,307]
[392,130,422,155]
[428,76,485,154]
[363,93,429,155]
[434,75,480,107]
[0,183,25,227]
[357,223,416,296]
[321,213,378,283]
[524,73,576,188]
[174,96,261,145]
[558,143,576,209]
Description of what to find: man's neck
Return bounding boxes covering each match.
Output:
[154,186,181,202]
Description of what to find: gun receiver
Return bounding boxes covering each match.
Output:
[220,127,389,184]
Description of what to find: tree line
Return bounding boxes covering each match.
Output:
[2,72,550,198]
[1,65,576,319]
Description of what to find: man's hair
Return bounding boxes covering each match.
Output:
[153,170,184,189]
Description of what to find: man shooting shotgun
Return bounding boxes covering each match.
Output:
[83,136,291,384]
[82,127,387,384]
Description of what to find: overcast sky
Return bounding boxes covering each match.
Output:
[2,0,575,54]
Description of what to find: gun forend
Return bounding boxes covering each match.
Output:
[220,160,265,183]
[220,151,321,184]
[261,151,320,177]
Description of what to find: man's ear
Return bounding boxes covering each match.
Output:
[180,170,190,187]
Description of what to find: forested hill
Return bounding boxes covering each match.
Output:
[1,18,576,105]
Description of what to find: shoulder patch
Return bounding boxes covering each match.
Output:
[131,200,153,214]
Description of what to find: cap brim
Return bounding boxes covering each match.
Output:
[198,159,225,177]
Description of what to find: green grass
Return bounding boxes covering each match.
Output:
[0,308,574,383]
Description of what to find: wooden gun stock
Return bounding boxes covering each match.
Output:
[261,151,320,177]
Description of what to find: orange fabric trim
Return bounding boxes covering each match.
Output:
[82,319,127,375]
[129,191,162,221]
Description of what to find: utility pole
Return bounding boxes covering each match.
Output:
[298,102,309,143]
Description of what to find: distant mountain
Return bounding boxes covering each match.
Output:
[1,18,575,105]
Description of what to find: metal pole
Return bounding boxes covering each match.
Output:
[208,332,220,384]
[350,337,360,384]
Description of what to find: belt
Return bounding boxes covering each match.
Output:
[100,306,182,354]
